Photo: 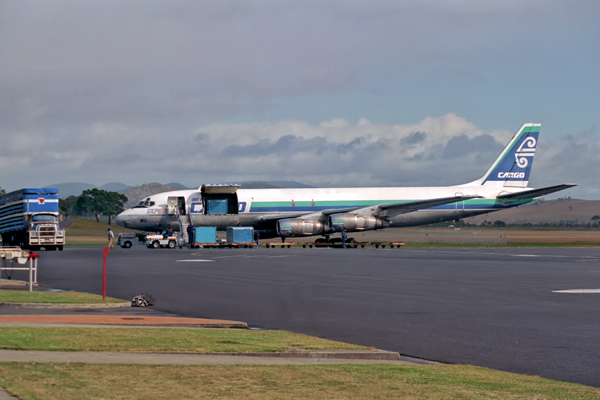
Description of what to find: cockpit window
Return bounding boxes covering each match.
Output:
[133,198,152,208]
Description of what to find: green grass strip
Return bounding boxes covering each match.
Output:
[0,290,125,304]
[0,327,369,353]
[0,363,597,400]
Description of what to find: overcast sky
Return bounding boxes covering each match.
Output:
[1,1,598,198]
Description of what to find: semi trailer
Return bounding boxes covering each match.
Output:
[0,188,65,250]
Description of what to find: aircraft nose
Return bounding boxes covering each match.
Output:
[114,213,127,228]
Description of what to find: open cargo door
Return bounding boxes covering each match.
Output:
[201,185,240,215]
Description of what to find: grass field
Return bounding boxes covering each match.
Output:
[505,228,600,244]
[64,218,600,246]
[0,363,598,400]
[0,290,124,304]
[65,218,138,246]
[65,218,136,236]
[0,327,369,353]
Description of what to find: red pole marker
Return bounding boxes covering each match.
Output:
[102,247,109,300]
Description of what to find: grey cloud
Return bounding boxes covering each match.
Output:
[3,0,596,131]
[401,131,426,145]
[83,154,143,167]
[442,134,502,159]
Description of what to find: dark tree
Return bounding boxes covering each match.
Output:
[59,195,79,217]
[77,189,128,224]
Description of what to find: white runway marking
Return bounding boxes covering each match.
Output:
[552,289,600,293]
[511,254,542,257]
[176,259,215,263]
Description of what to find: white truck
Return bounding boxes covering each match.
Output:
[145,234,183,249]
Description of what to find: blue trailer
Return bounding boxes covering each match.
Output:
[0,188,65,250]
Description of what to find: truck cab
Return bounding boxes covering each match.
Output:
[28,213,65,251]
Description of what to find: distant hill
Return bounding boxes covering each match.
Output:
[464,199,600,225]
[47,180,312,199]
[239,182,281,189]
[237,180,313,189]
[119,183,179,207]
[99,182,131,192]
[164,182,192,190]
[117,180,313,207]
[265,181,313,188]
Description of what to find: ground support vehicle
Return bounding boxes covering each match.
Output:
[117,232,137,248]
[145,234,183,249]
[0,188,65,251]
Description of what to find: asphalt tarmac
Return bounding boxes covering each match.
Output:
[8,244,600,387]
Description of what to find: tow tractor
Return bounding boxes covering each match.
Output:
[145,234,183,249]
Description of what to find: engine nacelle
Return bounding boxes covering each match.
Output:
[329,213,388,232]
[276,218,325,237]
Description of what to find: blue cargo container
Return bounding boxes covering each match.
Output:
[193,226,217,243]
[206,199,228,214]
[226,226,254,243]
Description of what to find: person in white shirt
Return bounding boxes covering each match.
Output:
[107,228,115,249]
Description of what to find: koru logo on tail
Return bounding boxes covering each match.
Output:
[514,136,536,168]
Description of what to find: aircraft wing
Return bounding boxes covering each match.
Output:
[255,196,481,222]
[257,212,311,222]
[497,184,578,200]
[295,197,481,220]
[369,195,483,218]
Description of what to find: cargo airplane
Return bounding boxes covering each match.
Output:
[115,123,576,239]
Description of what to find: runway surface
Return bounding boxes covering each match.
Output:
[12,245,600,387]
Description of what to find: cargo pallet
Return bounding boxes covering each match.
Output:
[263,241,405,249]
[190,242,255,249]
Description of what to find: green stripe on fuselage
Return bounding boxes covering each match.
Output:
[249,198,534,210]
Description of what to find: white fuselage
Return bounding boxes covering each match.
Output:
[115,184,531,235]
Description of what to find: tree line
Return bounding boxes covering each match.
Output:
[59,189,128,225]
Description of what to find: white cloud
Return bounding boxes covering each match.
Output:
[0,113,594,199]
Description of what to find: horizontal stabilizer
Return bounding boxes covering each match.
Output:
[497,184,578,200]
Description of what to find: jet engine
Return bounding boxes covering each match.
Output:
[329,213,388,232]
[276,218,325,237]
